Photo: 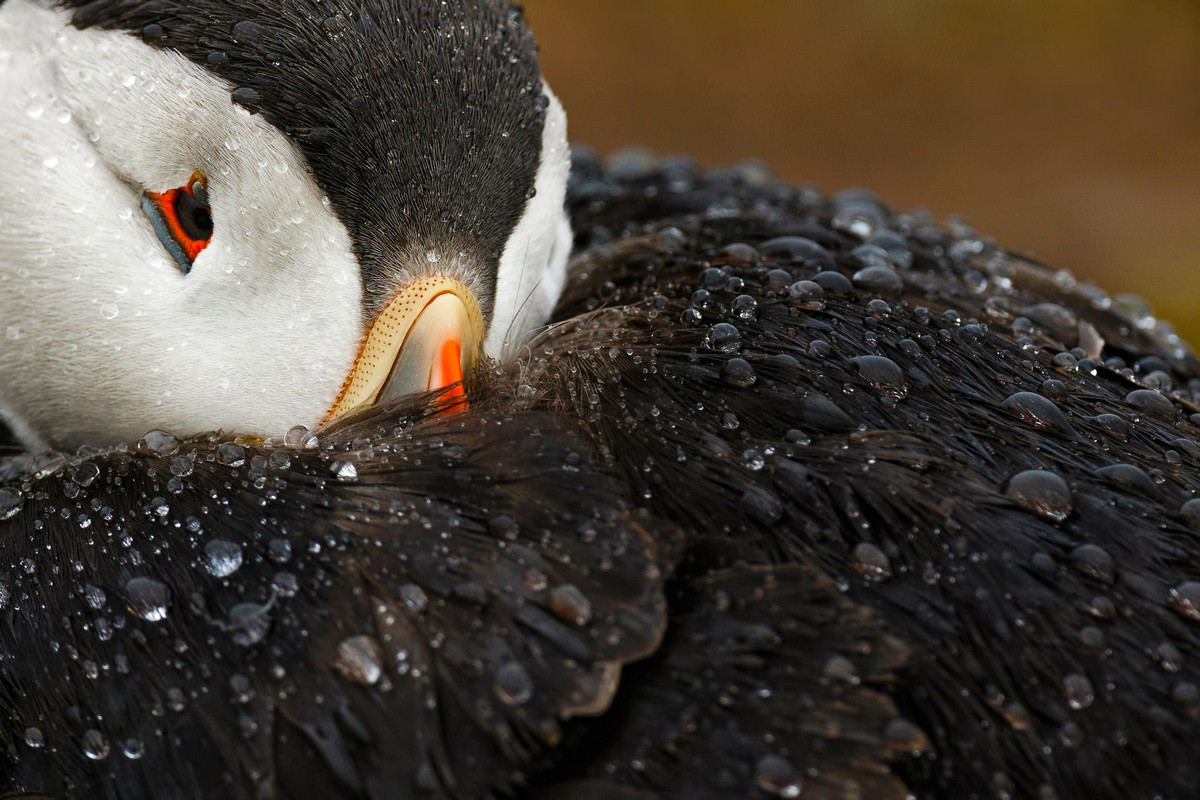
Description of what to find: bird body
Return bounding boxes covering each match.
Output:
[1,2,1199,799]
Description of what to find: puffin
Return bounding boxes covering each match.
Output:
[2,2,1200,800]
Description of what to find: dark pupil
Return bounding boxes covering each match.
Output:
[174,190,213,242]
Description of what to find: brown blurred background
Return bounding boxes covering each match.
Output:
[523,0,1200,342]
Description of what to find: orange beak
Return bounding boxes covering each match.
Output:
[322,276,484,424]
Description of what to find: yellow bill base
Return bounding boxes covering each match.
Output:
[322,276,484,424]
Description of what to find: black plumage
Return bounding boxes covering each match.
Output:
[2,152,1200,799]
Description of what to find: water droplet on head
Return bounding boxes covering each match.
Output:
[155,686,184,714]
[216,443,246,467]
[851,355,905,390]
[83,584,106,610]
[23,727,44,748]
[1170,582,1200,622]
[332,461,358,481]
[268,538,292,563]
[755,754,802,798]
[1068,544,1115,584]
[0,488,23,521]
[548,584,592,626]
[122,738,144,760]
[229,602,271,647]
[1006,470,1072,522]
[721,357,757,388]
[285,425,319,449]
[852,265,902,294]
[493,661,534,706]
[124,577,170,622]
[786,280,824,305]
[169,455,194,478]
[1001,392,1077,437]
[852,542,893,581]
[884,717,931,754]
[138,430,179,456]
[811,271,853,295]
[82,729,110,761]
[705,323,741,354]
[731,294,758,320]
[1062,673,1095,710]
[203,540,244,578]
[1125,388,1177,422]
[333,635,384,686]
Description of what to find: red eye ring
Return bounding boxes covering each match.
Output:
[143,170,213,273]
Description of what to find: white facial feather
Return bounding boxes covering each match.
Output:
[0,0,363,449]
[486,87,572,359]
[0,0,572,450]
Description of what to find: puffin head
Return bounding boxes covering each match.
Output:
[0,0,571,451]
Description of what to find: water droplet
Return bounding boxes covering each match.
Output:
[400,583,428,613]
[883,717,930,754]
[719,242,760,265]
[1093,414,1129,440]
[124,577,170,622]
[122,738,144,759]
[852,542,893,581]
[1170,582,1200,622]
[0,488,23,520]
[229,602,271,647]
[851,355,905,389]
[138,430,179,456]
[1006,470,1072,522]
[204,540,243,578]
[721,357,757,388]
[166,686,187,712]
[268,538,292,563]
[1001,392,1076,437]
[786,280,824,304]
[1154,641,1184,672]
[1093,463,1161,500]
[1062,673,1095,710]
[705,323,741,354]
[852,265,902,294]
[811,271,853,294]
[285,425,319,449]
[1084,595,1116,620]
[82,729,110,761]
[764,269,793,294]
[755,754,802,798]
[1125,388,1176,422]
[493,661,534,706]
[23,727,44,748]
[271,572,299,597]
[169,455,194,477]
[731,294,758,320]
[333,635,383,686]
[548,584,593,626]
[1171,682,1200,714]
[1069,544,1115,584]
[741,485,784,524]
[216,443,246,467]
[71,462,101,488]
[83,584,106,610]
[759,236,835,269]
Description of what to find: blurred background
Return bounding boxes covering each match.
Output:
[522,0,1200,342]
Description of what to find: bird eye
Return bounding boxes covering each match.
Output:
[141,171,213,274]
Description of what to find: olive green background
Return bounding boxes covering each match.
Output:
[523,1,1200,343]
